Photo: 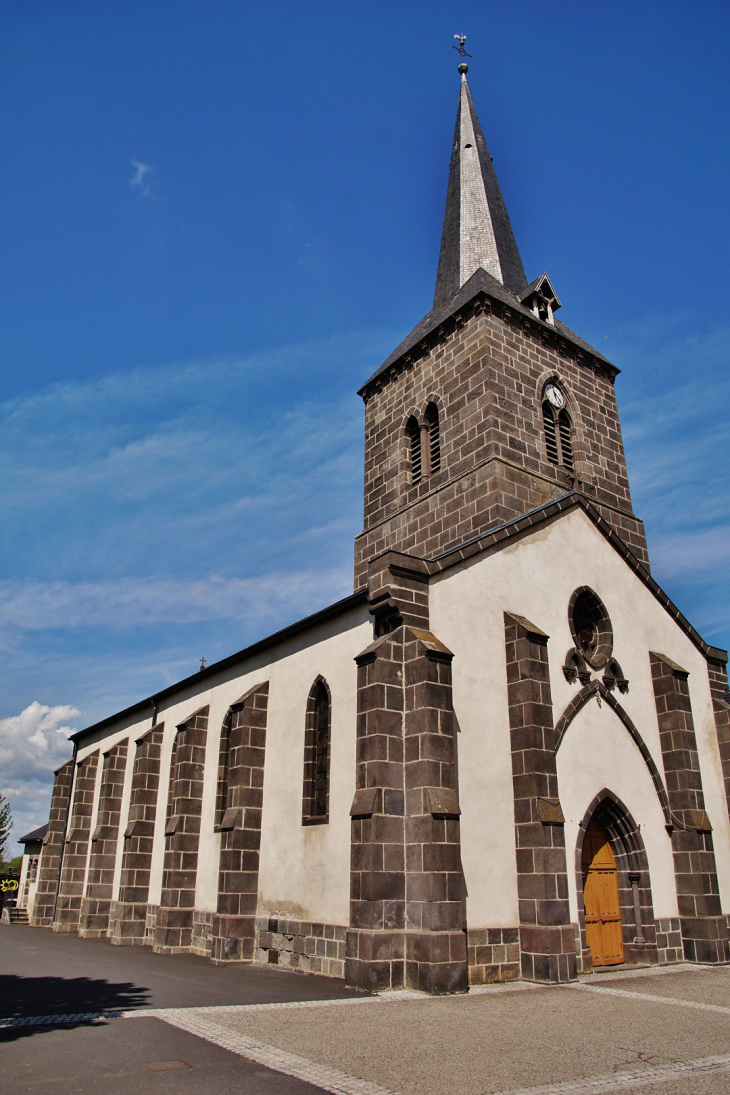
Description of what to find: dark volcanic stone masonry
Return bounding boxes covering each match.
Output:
[153,707,209,954]
[210,682,270,962]
[54,752,100,932]
[111,723,164,946]
[30,760,73,928]
[504,611,576,983]
[347,554,467,995]
[354,295,648,587]
[79,739,129,938]
[650,653,730,963]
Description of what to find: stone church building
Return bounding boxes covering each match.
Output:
[29,65,730,993]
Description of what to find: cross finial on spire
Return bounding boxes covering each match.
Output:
[453,33,472,73]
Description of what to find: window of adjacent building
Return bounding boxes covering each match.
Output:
[302,679,331,823]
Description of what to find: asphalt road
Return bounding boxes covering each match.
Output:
[4,923,730,1095]
[1,923,359,1095]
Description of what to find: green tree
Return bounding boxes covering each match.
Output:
[0,793,12,863]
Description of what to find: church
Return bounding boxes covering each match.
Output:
[27,59,730,994]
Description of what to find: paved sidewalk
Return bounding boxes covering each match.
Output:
[3,924,730,1095]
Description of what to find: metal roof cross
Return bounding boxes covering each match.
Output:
[452,34,472,62]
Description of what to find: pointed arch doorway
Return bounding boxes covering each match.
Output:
[582,818,624,966]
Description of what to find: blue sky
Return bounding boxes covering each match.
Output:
[1,1,729,843]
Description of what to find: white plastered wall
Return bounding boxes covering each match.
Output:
[557,700,677,919]
[430,505,730,928]
[72,603,371,926]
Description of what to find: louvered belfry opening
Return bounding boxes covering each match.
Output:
[542,402,559,464]
[406,416,422,484]
[303,678,331,823]
[558,410,574,472]
[425,402,441,474]
[542,391,574,473]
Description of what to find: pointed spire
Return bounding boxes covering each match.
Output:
[433,70,527,308]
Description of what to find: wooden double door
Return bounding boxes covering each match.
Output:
[582,819,624,966]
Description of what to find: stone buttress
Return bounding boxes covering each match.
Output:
[346,552,468,993]
[30,760,73,928]
[154,706,209,953]
[650,653,730,963]
[111,723,164,945]
[79,738,129,937]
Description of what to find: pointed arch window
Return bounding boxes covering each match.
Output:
[302,679,331,824]
[406,416,422,484]
[542,386,574,472]
[215,708,234,829]
[425,402,441,474]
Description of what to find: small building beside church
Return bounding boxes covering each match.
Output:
[28,61,730,993]
[16,824,48,919]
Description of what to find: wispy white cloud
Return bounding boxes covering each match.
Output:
[0,566,351,633]
[0,331,396,847]
[612,316,730,641]
[130,157,154,198]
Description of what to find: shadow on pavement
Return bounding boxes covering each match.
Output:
[0,974,149,1042]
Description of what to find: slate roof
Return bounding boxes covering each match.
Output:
[18,823,48,844]
[359,267,614,394]
[433,75,527,306]
[67,492,727,750]
[360,73,614,397]
[519,272,561,309]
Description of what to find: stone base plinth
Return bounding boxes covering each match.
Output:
[153,907,193,954]
[346,928,467,994]
[110,901,149,946]
[209,914,255,962]
[680,916,730,964]
[519,924,577,983]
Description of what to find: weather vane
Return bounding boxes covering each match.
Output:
[453,34,472,64]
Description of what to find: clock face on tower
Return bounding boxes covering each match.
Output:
[544,384,565,409]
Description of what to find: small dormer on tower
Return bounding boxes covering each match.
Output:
[519,273,561,327]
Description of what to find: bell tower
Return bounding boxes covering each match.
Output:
[354,62,648,588]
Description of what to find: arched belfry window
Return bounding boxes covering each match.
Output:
[425,402,440,474]
[406,416,421,485]
[302,679,331,824]
[542,383,574,472]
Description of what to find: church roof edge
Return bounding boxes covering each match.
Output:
[69,588,369,745]
[424,489,728,667]
[358,268,615,398]
[18,823,48,844]
[68,496,726,750]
